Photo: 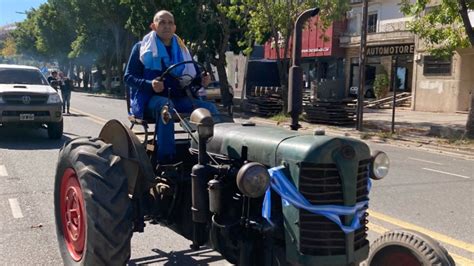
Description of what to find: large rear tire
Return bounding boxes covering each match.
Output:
[368,229,455,266]
[54,137,133,265]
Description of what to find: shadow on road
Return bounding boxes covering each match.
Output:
[128,247,224,266]
[73,89,126,100]
[0,126,72,150]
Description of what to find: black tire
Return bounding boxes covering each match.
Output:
[48,120,63,139]
[54,137,133,265]
[368,229,455,266]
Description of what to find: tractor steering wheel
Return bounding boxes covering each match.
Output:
[156,60,207,91]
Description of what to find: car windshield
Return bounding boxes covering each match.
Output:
[0,68,49,85]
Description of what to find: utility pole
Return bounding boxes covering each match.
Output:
[356,0,368,131]
[391,56,398,134]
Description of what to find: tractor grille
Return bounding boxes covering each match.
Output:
[2,94,48,105]
[299,159,370,256]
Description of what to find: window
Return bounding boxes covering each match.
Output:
[423,56,452,75]
[368,13,378,33]
[0,68,48,85]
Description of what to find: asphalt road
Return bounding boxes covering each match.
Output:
[0,91,472,265]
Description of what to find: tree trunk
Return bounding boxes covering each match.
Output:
[458,0,474,46]
[105,62,112,92]
[83,65,91,91]
[466,92,474,139]
[214,56,233,109]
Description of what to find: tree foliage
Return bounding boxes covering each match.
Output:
[401,0,474,137]
[225,0,348,111]
[400,0,474,57]
[0,36,17,57]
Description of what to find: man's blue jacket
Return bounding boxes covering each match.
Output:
[124,42,190,118]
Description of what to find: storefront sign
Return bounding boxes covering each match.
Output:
[302,48,330,53]
[367,44,415,56]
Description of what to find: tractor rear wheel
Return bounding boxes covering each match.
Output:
[368,229,454,266]
[54,137,133,265]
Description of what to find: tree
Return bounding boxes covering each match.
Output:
[227,0,348,111]
[0,36,16,57]
[11,11,44,60]
[401,0,474,138]
[34,2,76,72]
[401,0,474,57]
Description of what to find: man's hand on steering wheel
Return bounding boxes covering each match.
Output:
[156,60,208,91]
[201,72,211,87]
[152,79,165,93]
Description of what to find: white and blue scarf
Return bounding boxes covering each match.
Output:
[139,31,196,77]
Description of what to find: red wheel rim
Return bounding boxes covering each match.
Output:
[373,246,422,266]
[60,168,86,261]
[378,252,421,266]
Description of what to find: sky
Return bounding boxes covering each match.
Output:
[0,0,47,27]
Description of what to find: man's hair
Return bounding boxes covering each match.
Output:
[153,10,174,23]
[52,71,58,75]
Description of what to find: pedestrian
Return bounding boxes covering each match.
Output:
[124,10,219,164]
[59,72,73,114]
[48,71,59,91]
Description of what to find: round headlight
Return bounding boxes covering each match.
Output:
[236,162,270,198]
[371,151,390,180]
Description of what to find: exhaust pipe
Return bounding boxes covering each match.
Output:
[288,8,320,131]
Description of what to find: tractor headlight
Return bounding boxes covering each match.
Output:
[370,151,390,180]
[236,162,270,198]
[47,93,62,104]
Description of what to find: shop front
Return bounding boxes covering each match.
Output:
[264,17,346,99]
[347,43,414,98]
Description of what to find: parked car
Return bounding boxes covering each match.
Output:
[205,81,234,102]
[349,79,375,98]
[102,76,121,89]
[0,64,63,139]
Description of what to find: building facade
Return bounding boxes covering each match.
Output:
[263,17,346,99]
[260,0,473,113]
[337,0,473,112]
[341,0,415,99]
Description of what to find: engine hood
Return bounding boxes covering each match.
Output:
[196,123,370,167]
[0,84,57,94]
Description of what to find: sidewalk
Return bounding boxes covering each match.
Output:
[232,105,474,159]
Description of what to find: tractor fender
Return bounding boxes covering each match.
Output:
[99,119,155,196]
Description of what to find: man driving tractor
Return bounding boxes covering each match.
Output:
[124,10,219,164]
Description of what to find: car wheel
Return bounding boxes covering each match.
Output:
[54,137,133,265]
[48,120,63,139]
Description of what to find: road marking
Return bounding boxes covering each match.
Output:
[422,168,471,179]
[69,107,108,125]
[408,157,443,165]
[369,222,474,265]
[0,165,8,176]
[8,198,24,218]
[369,210,474,253]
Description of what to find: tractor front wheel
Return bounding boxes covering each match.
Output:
[368,229,454,266]
[54,137,132,265]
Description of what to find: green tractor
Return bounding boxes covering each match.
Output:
[53,8,454,266]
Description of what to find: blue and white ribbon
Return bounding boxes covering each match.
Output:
[262,165,371,234]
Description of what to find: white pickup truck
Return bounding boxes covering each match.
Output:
[0,64,63,139]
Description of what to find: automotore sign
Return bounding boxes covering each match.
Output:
[367,44,415,57]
